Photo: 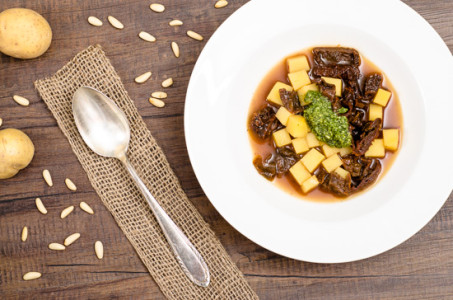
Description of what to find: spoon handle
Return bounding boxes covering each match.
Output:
[121,156,210,287]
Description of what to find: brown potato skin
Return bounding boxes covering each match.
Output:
[0,128,35,179]
[0,8,52,59]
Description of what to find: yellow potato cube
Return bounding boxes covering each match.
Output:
[322,144,341,157]
[272,128,292,147]
[369,104,383,121]
[365,139,385,158]
[334,167,350,179]
[267,82,293,106]
[321,154,343,173]
[297,83,319,105]
[302,175,319,193]
[383,129,399,151]
[289,161,311,185]
[301,148,325,173]
[288,70,311,90]
[321,77,342,97]
[306,132,322,148]
[339,147,353,156]
[373,88,392,107]
[275,106,292,126]
[286,115,309,138]
[287,55,310,73]
[292,138,309,154]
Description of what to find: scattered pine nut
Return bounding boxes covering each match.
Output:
[171,42,180,58]
[162,78,173,88]
[215,0,228,8]
[169,19,183,26]
[80,201,94,215]
[35,198,47,215]
[138,31,156,42]
[49,243,66,251]
[23,272,41,281]
[149,97,165,108]
[187,30,203,41]
[60,206,74,219]
[135,72,152,84]
[107,16,124,29]
[21,226,28,242]
[64,233,81,246]
[87,16,103,27]
[13,95,30,106]
[0,118,2,127]
[150,3,165,12]
[65,178,77,191]
[151,91,167,99]
[42,169,53,187]
[95,241,104,259]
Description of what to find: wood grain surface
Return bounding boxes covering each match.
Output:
[1,0,452,299]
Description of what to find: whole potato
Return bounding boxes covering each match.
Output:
[0,8,52,59]
[0,128,35,179]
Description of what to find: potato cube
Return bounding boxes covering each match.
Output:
[275,106,292,126]
[302,175,319,193]
[292,138,309,154]
[369,104,383,121]
[289,161,311,185]
[373,88,392,107]
[297,83,319,105]
[267,82,293,106]
[287,55,310,73]
[286,115,309,138]
[339,147,353,156]
[306,132,322,148]
[301,148,325,173]
[365,139,385,158]
[334,167,350,179]
[272,128,292,147]
[321,77,342,97]
[383,129,399,151]
[288,70,311,90]
[322,144,341,157]
[322,154,343,173]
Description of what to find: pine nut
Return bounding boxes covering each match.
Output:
[139,31,156,42]
[88,16,103,27]
[149,97,165,108]
[60,206,74,219]
[151,91,167,99]
[107,16,124,29]
[64,233,81,246]
[49,243,66,251]
[95,241,104,259]
[80,201,94,215]
[162,78,173,88]
[149,3,165,12]
[169,19,183,26]
[42,169,53,187]
[135,72,152,84]
[23,272,41,280]
[171,42,180,58]
[21,226,28,242]
[0,118,3,127]
[13,95,30,106]
[35,198,47,215]
[187,30,203,41]
[215,0,228,8]
[65,178,77,191]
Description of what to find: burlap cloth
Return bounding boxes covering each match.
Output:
[34,45,258,300]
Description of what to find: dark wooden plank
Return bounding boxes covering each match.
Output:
[0,0,452,299]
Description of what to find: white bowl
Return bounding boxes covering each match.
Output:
[185,0,453,263]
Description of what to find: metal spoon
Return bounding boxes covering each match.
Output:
[72,86,210,287]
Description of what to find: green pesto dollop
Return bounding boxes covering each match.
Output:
[303,91,352,148]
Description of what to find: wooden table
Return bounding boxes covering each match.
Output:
[1,0,452,299]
